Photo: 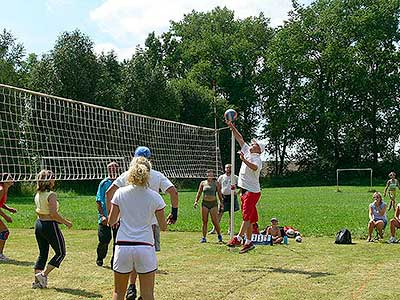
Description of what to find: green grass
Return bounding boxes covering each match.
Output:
[1,229,400,300]
[2,186,400,299]
[5,185,394,238]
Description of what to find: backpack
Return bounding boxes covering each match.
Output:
[335,228,352,244]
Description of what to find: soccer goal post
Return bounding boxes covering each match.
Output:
[0,84,222,181]
[336,168,373,192]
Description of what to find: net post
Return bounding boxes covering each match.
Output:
[370,169,373,192]
[230,130,235,239]
[336,169,339,192]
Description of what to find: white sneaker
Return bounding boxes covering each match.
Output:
[388,237,398,244]
[0,253,9,261]
[35,272,48,288]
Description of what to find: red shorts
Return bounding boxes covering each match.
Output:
[241,190,261,223]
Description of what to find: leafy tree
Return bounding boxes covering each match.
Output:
[0,29,25,86]
[51,29,98,102]
[95,50,122,109]
[119,46,181,121]
[163,7,274,137]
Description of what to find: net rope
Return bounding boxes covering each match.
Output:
[0,84,222,181]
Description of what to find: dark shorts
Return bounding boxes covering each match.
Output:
[222,194,239,212]
[241,190,261,223]
[202,200,218,210]
[373,218,387,228]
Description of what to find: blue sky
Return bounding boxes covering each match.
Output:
[2,0,314,60]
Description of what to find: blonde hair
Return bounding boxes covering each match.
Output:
[36,170,55,192]
[127,157,151,187]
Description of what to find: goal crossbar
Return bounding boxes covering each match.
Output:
[336,168,373,191]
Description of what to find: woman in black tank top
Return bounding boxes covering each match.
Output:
[194,170,224,243]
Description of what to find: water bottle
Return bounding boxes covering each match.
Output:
[283,235,289,245]
[267,235,273,246]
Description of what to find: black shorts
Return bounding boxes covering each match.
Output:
[222,194,239,212]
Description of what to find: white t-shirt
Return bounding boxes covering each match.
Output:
[113,169,173,224]
[111,185,166,245]
[218,174,239,195]
[238,143,262,193]
[114,169,173,193]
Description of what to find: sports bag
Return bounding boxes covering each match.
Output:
[335,228,352,244]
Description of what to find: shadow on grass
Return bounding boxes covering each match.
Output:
[53,287,103,298]
[0,258,33,266]
[268,267,333,278]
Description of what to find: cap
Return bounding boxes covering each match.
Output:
[133,146,151,158]
[270,217,278,222]
[251,139,266,153]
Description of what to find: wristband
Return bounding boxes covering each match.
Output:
[171,207,178,220]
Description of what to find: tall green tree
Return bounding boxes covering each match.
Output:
[0,29,25,86]
[162,7,274,137]
[51,30,98,102]
[119,44,181,121]
[95,50,122,109]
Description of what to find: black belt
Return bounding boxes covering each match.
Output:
[116,241,152,246]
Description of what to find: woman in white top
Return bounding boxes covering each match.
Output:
[32,170,72,289]
[108,157,167,300]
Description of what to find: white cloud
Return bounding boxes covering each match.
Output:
[94,42,136,61]
[90,0,312,57]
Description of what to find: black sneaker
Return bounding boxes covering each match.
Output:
[96,259,103,267]
[126,283,137,300]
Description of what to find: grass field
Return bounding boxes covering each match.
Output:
[5,185,396,238]
[2,185,400,300]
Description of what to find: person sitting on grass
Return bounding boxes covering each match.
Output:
[388,202,400,243]
[367,192,387,242]
[265,218,283,244]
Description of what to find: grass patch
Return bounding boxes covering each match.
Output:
[5,186,394,238]
[1,229,400,300]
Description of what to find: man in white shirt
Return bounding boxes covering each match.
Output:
[225,121,265,254]
[106,146,178,300]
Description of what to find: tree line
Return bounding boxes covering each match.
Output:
[1,0,399,182]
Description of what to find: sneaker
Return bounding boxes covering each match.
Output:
[227,236,242,247]
[126,283,137,300]
[0,253,9,261]
[208,228,216,234]
[200,237,207,243]
[388,237,398,244]
[239,242,255,254]
[96,259,103,267]
[217,234,223,243]
[31,281,42,289]
[35,272,48,288]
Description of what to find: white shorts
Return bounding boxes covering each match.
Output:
[113,245,157,274]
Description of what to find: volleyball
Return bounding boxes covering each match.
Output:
[224,109,237,121]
